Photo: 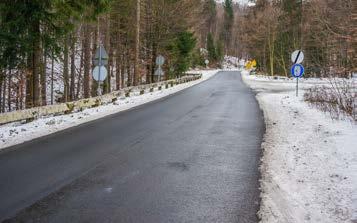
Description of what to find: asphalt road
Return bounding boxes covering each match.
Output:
[0,71,264,223]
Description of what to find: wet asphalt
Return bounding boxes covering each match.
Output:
[0,71,264,223]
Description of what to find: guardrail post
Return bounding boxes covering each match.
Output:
[0,73,203,125]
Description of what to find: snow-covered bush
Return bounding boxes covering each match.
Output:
[304,78,356,121]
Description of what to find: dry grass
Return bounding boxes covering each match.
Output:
[304,78,357,121]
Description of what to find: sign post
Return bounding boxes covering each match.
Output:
[92,45,109,96]
[291,50,305,97]
[205,59,209,68]
[155,55,165,82]
[291,50,304,64]
[291,63,305,97]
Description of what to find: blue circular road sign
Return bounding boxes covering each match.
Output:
[291,64,305,78]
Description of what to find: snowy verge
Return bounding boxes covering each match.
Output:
[242,70,357,223]
[0,75,203,125]
[0,70,219,150]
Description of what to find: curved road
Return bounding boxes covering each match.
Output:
[0,71,264,223]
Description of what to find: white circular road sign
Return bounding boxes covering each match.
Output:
[154,67,164,76]
[291,50,304,64]
[156,55,165,66]
[92,66,108,82]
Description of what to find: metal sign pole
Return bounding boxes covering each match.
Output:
[97,45,102,96]
[92,45,109,87]
[296,77,299,97]
[291,50,305,97]
[158,65,161,82]
[155,55,165,83]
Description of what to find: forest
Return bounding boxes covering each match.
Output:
[0,0,355,113]
[236,0,356,78]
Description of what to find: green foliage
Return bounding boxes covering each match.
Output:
[208,0,217,16]
[207,32,217,61]
[0,0,110,69]
[192,49,205,68]
[272,0,302,75]
[224,0,234,20]
[216,40,224,62]
[0,1,45,69]
[169,31,197,75]
[220,0,234,49]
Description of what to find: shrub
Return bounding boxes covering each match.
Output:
[304,78,356,121]
[65,103,75,114]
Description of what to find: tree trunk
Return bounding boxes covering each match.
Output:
[126,46,132,87]
[120,52,125,89]
[91,24,98,97]
[26,54,33,108]
[0,72,3,113]
[145,0,153,84]
[7,70,11,111]
[115,52,121,91]
[268,26,275,76]
[133,0,141,86]
[83,25,91,99]
[115,17,122,91]
[19,72,24,109]
[76,48,84,100]
[50,51,54,105]
[151,41,157,83]
[16,83,19,110]
[70,32,76,101]
[41,49,47,106]
[104,15,111,94]
[31,20,42,107]
[1,76,5,112]
[63,36,70,102]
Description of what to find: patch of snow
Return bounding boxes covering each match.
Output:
[242,71,357,222]
[0,70,219,150]
[222,56,245,71]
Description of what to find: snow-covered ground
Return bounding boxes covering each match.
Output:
[242,71,357,223]
[0,70,218,150]
[222,55,245,70]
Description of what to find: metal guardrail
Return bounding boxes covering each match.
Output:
[0,74,202,125]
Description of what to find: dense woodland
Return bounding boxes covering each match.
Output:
[0,0,355,113]
[236,0,356,78]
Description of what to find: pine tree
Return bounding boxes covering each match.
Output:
[171,31,197,76]
[221,0,234,54]
[207,33,217,61]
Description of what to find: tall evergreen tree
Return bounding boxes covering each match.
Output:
[0,0,110,107]
[170,31,197,76]
[207,32,217,61]
[221,0,234,54]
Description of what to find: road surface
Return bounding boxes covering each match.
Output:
[0,71,264,223]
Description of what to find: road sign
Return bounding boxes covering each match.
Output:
[291,64,304,97]
[291,50,304,64]
[92,66,108,82]
[92,44,109,96]
[93,45,109,66]
[205,59,209,65]
[154,67,164,76]
[291,64,305,78]
[93,58,108,66]
[156,55,165,66]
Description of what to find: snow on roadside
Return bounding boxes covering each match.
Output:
[242,70,357,223]
[0,70,218,150]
